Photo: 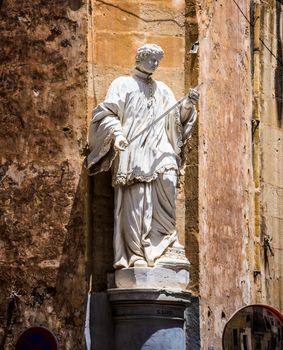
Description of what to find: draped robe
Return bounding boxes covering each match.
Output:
[86,70,197,268]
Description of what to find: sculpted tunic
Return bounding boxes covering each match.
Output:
[87,69,197,268]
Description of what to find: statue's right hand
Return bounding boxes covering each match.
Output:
[114,135,128,151]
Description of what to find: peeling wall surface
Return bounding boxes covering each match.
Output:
[198,0,255,347]
[258,0,283,311]
[197,0,283,347]
[0,1,87,349]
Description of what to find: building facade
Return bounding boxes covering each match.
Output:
[0,0,282,349]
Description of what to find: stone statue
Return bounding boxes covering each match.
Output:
[86,44,199,271]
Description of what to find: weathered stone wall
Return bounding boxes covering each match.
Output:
[0,1,87,348]
[1,0,282,348]
[184,0,200,294]
[197,0,256,347]
[256,0,283,311]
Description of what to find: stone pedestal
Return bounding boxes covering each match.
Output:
[114,247,190,290]
[115,267,189,290]
[108,288,192,350]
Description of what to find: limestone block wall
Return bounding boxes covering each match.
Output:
[0,1,87,349]
[89,0,186,104]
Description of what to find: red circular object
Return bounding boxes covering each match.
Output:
[15,326,59,350]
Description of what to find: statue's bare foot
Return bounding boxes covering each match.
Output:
[134,259,148,267]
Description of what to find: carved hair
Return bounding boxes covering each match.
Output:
[135,44,164,63]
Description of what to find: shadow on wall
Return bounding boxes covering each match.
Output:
[53,165,88,348]
[184,0,200,295]
[91,171,114,292]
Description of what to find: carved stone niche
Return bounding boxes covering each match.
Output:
[108,288,192,350]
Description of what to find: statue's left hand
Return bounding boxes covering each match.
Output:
[188,88,200,105]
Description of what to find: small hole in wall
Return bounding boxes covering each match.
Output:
[208,309,211,317]
[63,127,73,137]
[221,311,226,319]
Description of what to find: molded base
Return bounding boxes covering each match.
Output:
[115,266,190,290]
[108,288,192,350]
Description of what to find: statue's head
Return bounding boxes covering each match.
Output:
[135,44,164,74]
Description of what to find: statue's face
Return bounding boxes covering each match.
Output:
[137,54,160,74]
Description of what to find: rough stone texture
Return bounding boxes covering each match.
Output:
[257,0,283,311]
[197,1,255,348]
[184,0,200,295]
[1,0,282,349]
[0,1,87,349]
